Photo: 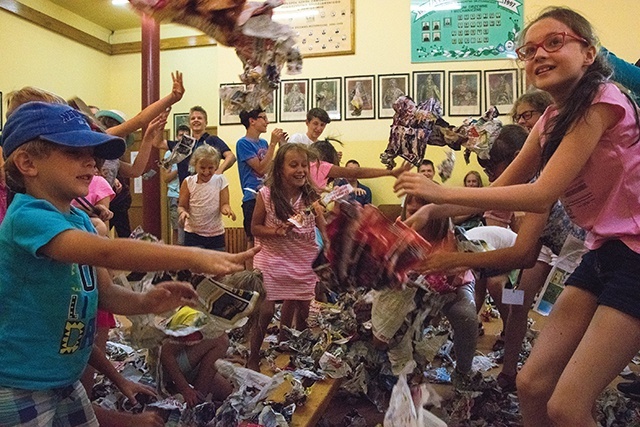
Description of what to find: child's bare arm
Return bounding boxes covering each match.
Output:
[178,180,190,226]
[119,113,167,178]
[219,187,236,220]
[250,193,291,237]
[96,267,197,314]
[420,211,548,274]
[105,72,184,138]
[40,230,259,276]
[89,345,156,405]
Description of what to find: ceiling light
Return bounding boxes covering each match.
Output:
[112,0,129,5]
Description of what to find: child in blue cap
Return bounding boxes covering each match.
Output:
[0,102,259,426]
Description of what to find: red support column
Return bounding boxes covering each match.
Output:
[141,14,161,237]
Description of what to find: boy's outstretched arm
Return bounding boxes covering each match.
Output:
[96,267,197,315]
[40,229,260,276]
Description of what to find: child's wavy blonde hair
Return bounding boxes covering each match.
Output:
[6,87,67,117]
[189,144,220,168]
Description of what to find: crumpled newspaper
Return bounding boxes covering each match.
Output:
[381,98,503,169]
[316,202,433,292]
[459,106,502,163]
[437,149,455,182]
[160,134,197,171]
[129,0,302,112]
[381,96,444,168]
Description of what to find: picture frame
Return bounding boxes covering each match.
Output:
[345,75,375,120]
[311,77,342,121]
[280,79,309,122]
[219,83,245,126]
[484,69,518,115]
[448,70,481,116]
[172,112,189,135]
[413,71,445,114]
[378,73,409,119]
[272,0,355,58]
[520,68,529,94]
[264,89,277,123]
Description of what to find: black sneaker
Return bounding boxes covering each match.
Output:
[617,380,640,399]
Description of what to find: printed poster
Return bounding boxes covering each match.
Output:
[411,0,524,63]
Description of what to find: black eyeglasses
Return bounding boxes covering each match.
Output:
[513,110,539,122]
[515,31,588,61]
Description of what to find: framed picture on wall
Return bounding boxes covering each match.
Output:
[520,68,529,94]
[484,69,518,114]
[219,83,245,125]
[280,79,309,122]
[448,70,481,116]
[378,73,409,118]
[311,77,341,121]
[345,75,375,120]
[413,71,445,113]
[172,113,189,136]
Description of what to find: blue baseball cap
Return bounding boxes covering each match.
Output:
[1,102,126,160]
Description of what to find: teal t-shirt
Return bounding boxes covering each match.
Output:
[0,194,98,389]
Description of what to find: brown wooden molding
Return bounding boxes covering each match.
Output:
[112,34,217,55]
[0,0,217,55]
[0,0,112,54]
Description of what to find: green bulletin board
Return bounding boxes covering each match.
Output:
[411,0,523,63]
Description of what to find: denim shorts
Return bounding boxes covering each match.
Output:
[566,240,640,319]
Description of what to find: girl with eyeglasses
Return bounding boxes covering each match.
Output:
[510,89,554,131]
[395,7,640,426]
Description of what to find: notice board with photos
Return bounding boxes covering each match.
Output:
[411,0,524,63]
[273,0,355,57]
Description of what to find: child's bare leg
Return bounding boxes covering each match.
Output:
[191,335,233,401]
[546,305,640,426]
[518,286,596,427]
[501,262,550,379]
[294,300,311,331]
[248,300,274,371]
[486,275,511,330]
[279,300,296,342]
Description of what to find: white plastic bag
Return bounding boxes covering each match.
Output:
[384,373,447,427]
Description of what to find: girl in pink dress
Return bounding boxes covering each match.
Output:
[248,143,321,371]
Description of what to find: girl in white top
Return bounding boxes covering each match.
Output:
[178,145,235,250]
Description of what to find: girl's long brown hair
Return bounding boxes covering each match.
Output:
[520,7,639,168]
[264,143,319,222]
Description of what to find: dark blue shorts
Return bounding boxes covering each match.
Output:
[183,232,225,251]
[242,198,257,241]
[565,240,640,319]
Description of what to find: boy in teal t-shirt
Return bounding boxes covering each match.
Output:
[0,102,258,426]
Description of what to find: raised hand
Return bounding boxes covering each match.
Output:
[171,71,185,102]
